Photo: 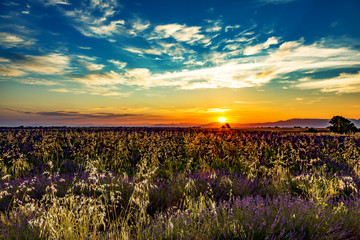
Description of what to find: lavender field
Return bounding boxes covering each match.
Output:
[1,128,360,239]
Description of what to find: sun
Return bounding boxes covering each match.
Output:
[218,117,227,123]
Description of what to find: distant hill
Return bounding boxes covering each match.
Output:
[150,118,360,129]
[201,118,360,129]
[152,123,199,128]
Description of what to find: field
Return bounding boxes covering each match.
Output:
[1,127,360,239]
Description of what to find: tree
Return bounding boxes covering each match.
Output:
[329,116,357,133]
[221,123,231,130]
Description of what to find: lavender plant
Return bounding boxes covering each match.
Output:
[0,128,359,239]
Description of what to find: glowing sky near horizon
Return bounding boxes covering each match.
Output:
[0,0,360,126]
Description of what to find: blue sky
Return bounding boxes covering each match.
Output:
[0,0,360,126]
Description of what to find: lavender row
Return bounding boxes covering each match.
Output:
[1,128,359,180]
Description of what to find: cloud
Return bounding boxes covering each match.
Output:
[143,49,162,55]
[263,36,279,48]
[152,23,210,46]
[225,25,241,32]
[72,70,127,86]
[205,108,231,113]
[71,61,273,90]
[182,107,232,113]
[87,85,130,96]
[0,57,10,62]
[269,40,302,60]
[0,67,26,76]
[108,59,127,69]
[266,40,360,74]
[4,108,139,119]
[70,38,360,94]
[13,53,70,74]
[76,55,96,61]
[0,32,34,48]
[86,63,105,71]
[223,43,241,51]
[71,55,104,71]
[0,53,70,77]
[243,45,263,56]
[154,41,190,60]
[85,106,113,110]
[49,88,70,93]
[44,0,70,6]
[123,47,162,56]
[79,46,92,50]
[0,1,20,6]
[81,61,105,71]
[243,36,279,55]
[15,78,60,86]
[295,72,360,94]
[204,19,223,33]
[88,20,125,36]
[123,47,143,55]
[259,0,296,4]
[63,0,125,38]
[68,70,131,96]
[129,18,150,36]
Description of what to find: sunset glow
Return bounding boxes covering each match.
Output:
[0,0,359,127]
[218,117,227,123]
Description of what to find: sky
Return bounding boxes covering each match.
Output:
[0,0,360,126]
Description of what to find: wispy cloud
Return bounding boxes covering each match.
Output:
[0,53,70,78]
[205,108,231,113]
[225,24,241,33]
[181,107,232,113]
[259,0,296,4]
[0,67,26,76]
[0,32,34,48]
[153,41,190,61]
[49,85,129,97]
[87,20,125,37]
[15,78,60,86]
[123,47,162,56]
[295,72,360,94]
[243,36,279,55]
[0,57,10,63]
[79,46,91,50]
[62,0,125,38]
[71,61,271,90]
[13,53,70,74]
[75,55,105,71]
[108,59,127,69]
[234,100,259,104]
[0,1,20,7]
[69,38,360,94]
[152,23,210,46]
[4,108,140,119]
[44,0,71,6]
[204,19,223,33]
[49,88,70,93]
[72,71,126,86]
[128,18,150,36]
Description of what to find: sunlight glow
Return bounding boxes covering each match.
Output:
[218,117,226,123]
